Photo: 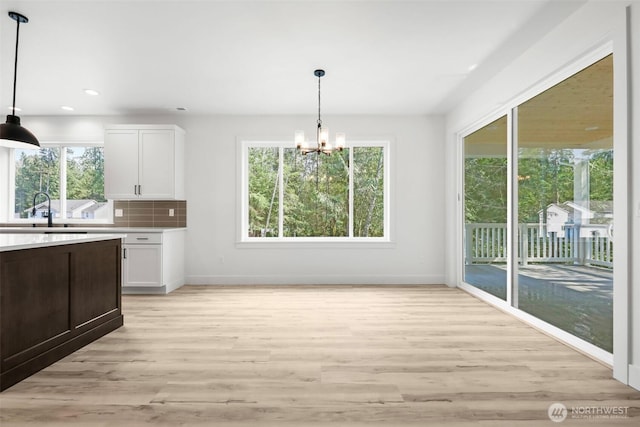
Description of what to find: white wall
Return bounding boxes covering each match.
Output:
[14,114,446,285]
[182,115,445,285]
[445,0,637,389]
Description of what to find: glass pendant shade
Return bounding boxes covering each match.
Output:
[335,132,346,150]
[295,130,305,149]
[319,127,329,148]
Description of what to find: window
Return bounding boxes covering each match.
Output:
[11,144,111,223]
[241,141,389,241]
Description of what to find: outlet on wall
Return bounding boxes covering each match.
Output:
[115,209,124,217]
[169,208,175,217]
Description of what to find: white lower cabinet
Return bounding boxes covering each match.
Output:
[124,244,162,287]
[122,230,185,294]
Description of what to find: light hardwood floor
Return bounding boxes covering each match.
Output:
[1,285,638,426]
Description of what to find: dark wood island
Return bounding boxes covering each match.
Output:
[0,234,124,391]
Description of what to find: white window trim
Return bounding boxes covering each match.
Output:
[238,139,391,245]
[7,141,113,225]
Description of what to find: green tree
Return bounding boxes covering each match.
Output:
[465,148,613,225]
[354,147,384,237]
[72,147,106,201]
[248,147,279,237]
[14,148,60,218]
[247,145,385,238]
[283,149,349,237]
[589,149,613,202]
[464,157,507,224]
[518,148,574,222]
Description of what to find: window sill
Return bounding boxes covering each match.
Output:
[237,237,395,249]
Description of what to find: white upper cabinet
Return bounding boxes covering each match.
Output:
[105,125,185,200]
[104,129,139,199]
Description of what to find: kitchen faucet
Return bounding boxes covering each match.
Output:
[32,191,53,227]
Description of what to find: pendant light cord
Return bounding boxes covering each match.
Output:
[11,18,21,116]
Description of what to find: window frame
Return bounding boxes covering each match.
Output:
[8,141,113,225]
[239,139,391,244]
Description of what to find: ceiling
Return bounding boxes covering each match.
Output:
[465,54,613,155]
[0,0,586,117]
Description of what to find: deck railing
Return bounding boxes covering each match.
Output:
[465,223,613,268]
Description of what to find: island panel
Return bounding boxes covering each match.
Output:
[0,238,123,391]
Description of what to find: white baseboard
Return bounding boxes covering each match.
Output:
[185,274,445,285]
[629,364,640,391]
[165,278,184,293]
[122,286,166,295]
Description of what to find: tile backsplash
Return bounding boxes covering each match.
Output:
[113,200,187,228]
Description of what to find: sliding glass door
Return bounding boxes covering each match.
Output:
[463,115,508,300]
[462,54,613,353]
[516,55,613,352]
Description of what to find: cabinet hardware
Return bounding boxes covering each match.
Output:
[136,237,149,241]
[123,248,127,259]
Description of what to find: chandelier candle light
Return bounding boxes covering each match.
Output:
[295,69,345,155]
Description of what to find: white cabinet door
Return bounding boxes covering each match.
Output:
[138,130,175,199]
[104,129,140,199]
[105,125,184,200]
[123,244,162,287]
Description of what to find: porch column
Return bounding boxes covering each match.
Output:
[574,151,589,265]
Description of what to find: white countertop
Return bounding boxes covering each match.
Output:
[0,233,126,252]
[0,227,186,234]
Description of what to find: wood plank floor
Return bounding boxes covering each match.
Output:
[1,285,638,426]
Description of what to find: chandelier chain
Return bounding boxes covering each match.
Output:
[317,73,322,128]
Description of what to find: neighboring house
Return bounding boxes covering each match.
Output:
[28,199,105,220]
[81,202,111,220]
[538,201,613,238]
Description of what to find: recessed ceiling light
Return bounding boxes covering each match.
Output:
[83,89,100,96]
[468,63,478,72]
[61,106,74,111]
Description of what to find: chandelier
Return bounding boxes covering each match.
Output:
[295,69,345,155]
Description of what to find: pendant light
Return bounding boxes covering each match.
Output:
[0,11,40,149]
[295,69,345,155]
